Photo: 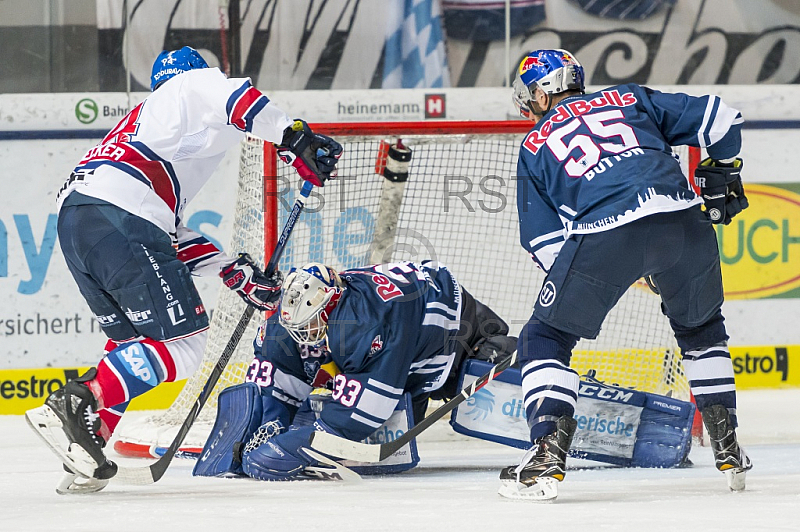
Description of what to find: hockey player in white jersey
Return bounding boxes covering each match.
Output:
[25,46,342,494]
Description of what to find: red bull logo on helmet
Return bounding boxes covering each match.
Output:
[519,55,542,74]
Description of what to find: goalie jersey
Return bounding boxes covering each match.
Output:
[247,261,463,441]
[518,84,743,271]
[57,67,293,275]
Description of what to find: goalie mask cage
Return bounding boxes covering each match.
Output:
[113,121,702,458]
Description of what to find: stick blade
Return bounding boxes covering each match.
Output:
[309,431,383,463]
[302,448,363,482]
[111,465,156,485]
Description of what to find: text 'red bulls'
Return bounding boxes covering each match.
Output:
[523,89,638,155]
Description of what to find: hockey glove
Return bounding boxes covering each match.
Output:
[242,420,338,481]
[220,253,282,312]
[472,335,519,364]
[276,120,343,187]
[694,157,748,225]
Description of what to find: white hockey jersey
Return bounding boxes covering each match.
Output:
[57,67,293,275]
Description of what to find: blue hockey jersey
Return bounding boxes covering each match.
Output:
[245,261,463,441]
[517,84,743,271]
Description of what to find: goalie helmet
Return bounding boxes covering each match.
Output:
[279,263,344,346]
[150,46,209,91]
[513,49,585,118]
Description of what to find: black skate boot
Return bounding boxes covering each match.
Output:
[701,404,752,492]
[498,416,577,501]
[26,368,117,482]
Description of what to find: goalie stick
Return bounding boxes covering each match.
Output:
[310,350,518,462]
[111,180,315,486]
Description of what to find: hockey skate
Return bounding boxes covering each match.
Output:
[498,416,577,501]
[701,404,752,492]
[25,368,118,486]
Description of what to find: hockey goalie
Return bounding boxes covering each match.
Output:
[194,260,517,479]
[194,260,697,485]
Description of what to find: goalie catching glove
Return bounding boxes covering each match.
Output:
[241,421,338,481]
[277,120,343,187]
[694,157,748,225]
[220,253,282,312]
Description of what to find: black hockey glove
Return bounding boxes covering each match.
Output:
[276,120,343,187]
[221,253,283,312]
[472,335,518,365]
[694,157,748,225]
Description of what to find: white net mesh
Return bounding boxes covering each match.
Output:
[114,126,696,454]
[276,131,691,398]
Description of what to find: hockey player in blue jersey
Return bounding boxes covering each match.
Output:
[500,49,751,501]
[193,261,517,480]
[25,46,342,493]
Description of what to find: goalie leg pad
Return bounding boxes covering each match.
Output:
[193,382,263,477]
[451,360,695,468]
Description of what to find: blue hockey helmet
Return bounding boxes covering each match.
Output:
[150,46,209,91]
[513,49,584,118]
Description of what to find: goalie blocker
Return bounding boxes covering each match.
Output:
[451,360,695,468]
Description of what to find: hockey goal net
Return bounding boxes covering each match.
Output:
[113,121,701,458]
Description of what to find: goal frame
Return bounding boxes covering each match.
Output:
[261,120,703,440]
[114,120,703,459]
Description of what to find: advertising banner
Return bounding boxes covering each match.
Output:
[0,367,185,415]
[0,344,795,414]
[91,0,800,92]
[717,184,800,299]
[1,87,799,373]
[732,346,799,389]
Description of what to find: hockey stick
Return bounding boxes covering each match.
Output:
[310,350,518,462]
[113,180,314,485]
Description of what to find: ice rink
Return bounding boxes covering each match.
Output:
[3,389,798,532]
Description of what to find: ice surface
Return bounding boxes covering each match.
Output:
[3,389,798,532]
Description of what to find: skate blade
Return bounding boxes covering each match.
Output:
[25,405,99,479]
[725,468,747,492]
[498,477,559,501]
[56,471,109,495]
